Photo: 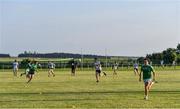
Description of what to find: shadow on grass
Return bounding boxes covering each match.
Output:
[0,91,179,102]
[0,99,128,102]
[0,90,179,95]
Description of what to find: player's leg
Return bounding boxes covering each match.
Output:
[48,69,51,77]
[13,69,17,76]
[71,69,73,76]
[113,69,116,75]
[134,69,136,75]
[103,72,107,76]
[135,69,139,76]
[13,69,15,76]
[134,68,138,75]
[71,68,73,76]
[148,80,154,90]
[14,70,17,76]
[114,69,117,75]
[74,68,76,76]
[72,69,75,76]
[135,68,139,76]
[72,68,76,76]
[144,82,148,100]
[95,71,100,82]
[15,69,18,76]
[20,72,26,76]
[26,73,30,79]
[51,69,55,77]
[144,80,152,100]
[136,69,139,76]
[21,69,28,76]
[27,74,34,83]
[49,69,55,76]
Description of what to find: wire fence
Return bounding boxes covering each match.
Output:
[0,62,180,70]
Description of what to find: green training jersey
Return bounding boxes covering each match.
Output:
[26,63,31,69]
[29,64,37,72]
[141,64,154,79]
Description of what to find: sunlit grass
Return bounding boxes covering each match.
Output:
[0,70,179,108]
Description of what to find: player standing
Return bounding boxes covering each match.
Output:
[139,58,156,100]
[172,60,176,69]
[160,60,164,69]
[94,58,101,83]
[112,62,118,75]
[48,61,56,77]
[71,60,77,76]
[12,60,19,77]
[94,58,106,83]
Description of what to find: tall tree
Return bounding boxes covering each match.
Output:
[163,48,177,64]
[177,43,180,50]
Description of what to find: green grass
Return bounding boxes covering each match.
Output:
[0,69,180,108]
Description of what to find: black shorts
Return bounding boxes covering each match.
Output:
[134,68,138,71]
[96,70,101,74]
[72,68,75,73]
[28,71,35,75]
[72,67,76,70]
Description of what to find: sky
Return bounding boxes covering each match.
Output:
[0,0,180,57]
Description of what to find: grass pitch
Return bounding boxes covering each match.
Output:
[0,69,180,108]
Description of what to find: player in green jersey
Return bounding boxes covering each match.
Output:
[139,58,156,100]
[20,59,31,77]
[26,60,38,83]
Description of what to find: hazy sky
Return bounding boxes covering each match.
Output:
[0,0,180,56]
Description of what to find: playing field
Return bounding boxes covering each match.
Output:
[0,69,180,108]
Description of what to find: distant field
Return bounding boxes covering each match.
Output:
[0,57,73,62]
[0,69,180,108]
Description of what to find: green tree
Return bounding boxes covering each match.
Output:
[162,48,177,64]
[146,53,163,64]
[177,43,180,50]
[177,54,180,64]
[137,57,144,64]
[20,58,31,69]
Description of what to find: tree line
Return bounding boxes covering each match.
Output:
[0,54,10,57]
[137,44,180,64]
[1,43,180,65]
[18,52,111,59]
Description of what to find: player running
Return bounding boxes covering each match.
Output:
[12,60,19,77]
[26,60,38,83]
[139,58,156,100]
[48,61,56,77]
[20,59,31,77]
[112,62,118,75]
[133,63,139,76]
